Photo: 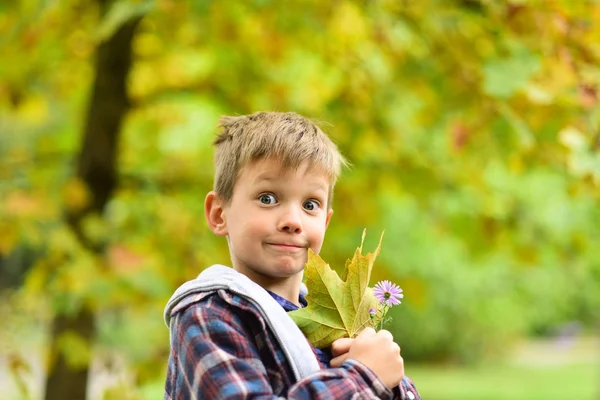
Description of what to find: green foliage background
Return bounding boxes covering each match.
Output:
[1,0,600,396]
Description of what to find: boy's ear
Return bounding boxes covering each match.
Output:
[325,209,333,229]
[205,191,228,236]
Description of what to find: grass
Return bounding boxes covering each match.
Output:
[408,363,598,400]
[407,336,600,400]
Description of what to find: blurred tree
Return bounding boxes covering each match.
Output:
[40,1,143,399]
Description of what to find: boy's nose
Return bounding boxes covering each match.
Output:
[277,207,303,233]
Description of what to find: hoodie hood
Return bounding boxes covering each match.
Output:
[163,264,319,381]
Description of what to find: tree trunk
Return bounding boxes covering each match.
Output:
[44,9,141,400]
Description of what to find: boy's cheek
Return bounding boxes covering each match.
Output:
[309,243,324,256]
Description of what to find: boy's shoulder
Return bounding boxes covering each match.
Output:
[164,265,267,326]
[169,288,266,327]
[165,265,323,380]
[165,287,303,398]
[164,265,291,331]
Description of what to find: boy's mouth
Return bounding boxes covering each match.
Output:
[267,243,306,251]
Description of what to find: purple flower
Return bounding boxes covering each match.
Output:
[373,280,403,307]
[369,308,376,315]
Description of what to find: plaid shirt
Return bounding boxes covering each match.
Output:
[165,288,421,399]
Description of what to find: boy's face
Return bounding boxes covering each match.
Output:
[206,158,333,287]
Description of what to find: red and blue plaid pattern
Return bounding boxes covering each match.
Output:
[165,288,421,399]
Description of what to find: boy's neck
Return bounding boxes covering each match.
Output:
[235,267,303,307]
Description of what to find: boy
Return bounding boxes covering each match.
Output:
[164,112,421,399]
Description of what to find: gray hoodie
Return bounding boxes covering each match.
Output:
[163,264,321,382]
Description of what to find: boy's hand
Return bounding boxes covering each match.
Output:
[345,328,404,389]
[330,337,353,367]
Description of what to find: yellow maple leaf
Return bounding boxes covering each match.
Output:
[289,230,384,348]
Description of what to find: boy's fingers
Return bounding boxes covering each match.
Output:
[357,327,376,339]
[329,354,348,368]
[330,338,353,356]
[377,329,394,341]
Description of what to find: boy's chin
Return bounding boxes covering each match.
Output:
[260,263,305,279]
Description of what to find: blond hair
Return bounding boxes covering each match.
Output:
[213,111,346,208]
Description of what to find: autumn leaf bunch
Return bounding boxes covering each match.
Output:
[289,230,404,348]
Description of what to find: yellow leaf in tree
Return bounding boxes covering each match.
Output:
[289,230,383,348]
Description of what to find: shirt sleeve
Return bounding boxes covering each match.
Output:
[166,294,395,400]
[392,376,422,400]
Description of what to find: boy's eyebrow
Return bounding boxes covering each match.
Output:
[252,175,279,185]
[306,182,329,193]
[252,168,285,182]
[253,173,329,192]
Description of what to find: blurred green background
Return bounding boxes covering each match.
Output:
[1,0,599,399]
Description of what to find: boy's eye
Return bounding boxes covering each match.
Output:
[258,194,277,205]
[303,200,320,211]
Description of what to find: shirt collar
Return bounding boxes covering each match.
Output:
[267,289,333,364]
[267,289,332,364]
[266,290,308,311]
